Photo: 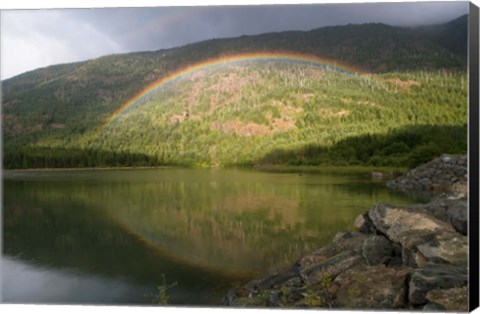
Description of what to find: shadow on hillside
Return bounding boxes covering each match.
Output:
[4,124,467,170]
[256,124,467,169]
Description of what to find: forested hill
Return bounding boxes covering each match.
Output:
[2,16,468,169]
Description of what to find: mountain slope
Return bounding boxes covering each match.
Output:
[2,17,468,169]
[414,14,468,56]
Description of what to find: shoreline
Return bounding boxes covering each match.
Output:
[2,164,406,176]
[223,154,469,311]
[1,165,177,173]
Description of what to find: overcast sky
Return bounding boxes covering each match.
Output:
[0,1,469,80]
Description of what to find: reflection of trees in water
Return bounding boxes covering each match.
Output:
[3,169,416,284]
[3,181,244,296]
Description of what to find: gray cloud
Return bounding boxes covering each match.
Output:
[1,1,469,79]
[1,9,125,79]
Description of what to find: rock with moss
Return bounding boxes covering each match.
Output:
[354,213,376,234]
[296,231,367,269]
[386,154,467,195]
[332,265,411,309]
[368,203,468,267]
[418,196,468,235]
[300,250,365,285]
[361,235,396,266]
[408,264,468,305]
[426,286,468,311]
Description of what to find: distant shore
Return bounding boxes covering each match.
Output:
[2,165,177,173]
[254,164,406,176]
[3,164,406,175]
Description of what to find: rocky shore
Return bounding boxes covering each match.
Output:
[223,154,469,311]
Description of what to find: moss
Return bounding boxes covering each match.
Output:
[301,290,324,307]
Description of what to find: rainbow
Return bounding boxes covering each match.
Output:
[103,51,366,126]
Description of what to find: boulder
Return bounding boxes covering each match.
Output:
[244,268,301,290]
[445,198,467,235]
[369,204,468,266]
[416,233,468,267]
[408,264,468,305]
[300,250,365,285]
[387,154,467,194]
[333,265,411,309]
[386,180,396,189]
[222,289,237,306]
[296,232,367,269]
[267,290,281,307]
[426,286,468,312]
[361,235,395,265]
[418,197,468,235]
[422,302,446,311]
[401,246,418,268]
[354,213,376,234]
[418,178,432,187]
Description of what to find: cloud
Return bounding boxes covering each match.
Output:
[1,2,469,79]
[63,2,470,52]
[1,10,125,79]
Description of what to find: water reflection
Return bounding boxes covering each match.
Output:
[3,168,417,305]
[2,256,148,304]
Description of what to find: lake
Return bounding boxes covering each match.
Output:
[2,168,418,305]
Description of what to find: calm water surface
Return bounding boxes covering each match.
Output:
[2,168,418,305]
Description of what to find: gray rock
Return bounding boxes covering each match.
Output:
[284,287,307,303]
[369,204,468,266]
[244,269,301,290]
[333,265,411,309]
[416,234,468,267]
[222,289,237,306]
[454,167,466,176]
[361,235,395,265]
[408,265,468,305]
[386,180,396,189]
[297,232,367,269]
[401,246,419,268]
[445,199,467,235]
[354,213,376,234]
[332,231,352,242]
[418,178,432,187]
[267,291,281,307]
[300,250,365,285]
[387,154,467,194]
[414,197,467,235]
[422,302,446,311]
[441,155,452,163]
[413,250,431,268]
[426,286,468,312]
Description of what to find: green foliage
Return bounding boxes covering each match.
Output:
[259,125,466,169]
[407,143,443,168]
[301,291,324,307]
[2,17,468,170]
[3,65,467,169]
[153,274,178,305]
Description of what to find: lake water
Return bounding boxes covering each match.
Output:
[2,168,418,305]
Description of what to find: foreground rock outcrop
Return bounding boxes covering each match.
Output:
[223,154,469,311]
[386,154,467,196]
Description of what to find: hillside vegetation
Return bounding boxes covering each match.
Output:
[2,16,468,169]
